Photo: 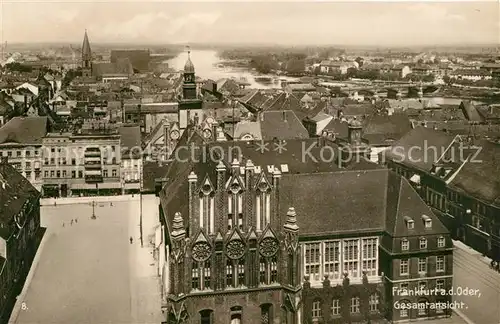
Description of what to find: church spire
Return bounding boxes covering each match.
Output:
[82,29,92,61]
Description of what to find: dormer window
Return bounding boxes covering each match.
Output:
[404,216,414,230]
[401,239,409,251]
[419,238,427,249]
[422,215,432,228]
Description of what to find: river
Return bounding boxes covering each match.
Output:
[165,49,290,89]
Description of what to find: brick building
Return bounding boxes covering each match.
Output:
[0,157,44,322]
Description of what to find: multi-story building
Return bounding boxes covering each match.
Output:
[41,120,122,197]
[118,125,142,194]
[0,116,47,191]
[157,123,452,323]
[383,127,500,260]
[0,157,44,323]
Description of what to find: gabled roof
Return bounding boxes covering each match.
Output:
[362,113,412,145]
[448,140,500,207]
[0,116,48,145]
[233,121,262,140]
[383,127,457,171]
[260,110,309,141]
[0,162,40,239]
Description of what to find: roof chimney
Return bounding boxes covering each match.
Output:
[282,111,287,122]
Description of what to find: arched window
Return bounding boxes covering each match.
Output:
[226,259,234,288]
[230,306,243,324]
[237,258,245,286]
[260,304,273,324]
[200,309,213,324]
[199,181,215,234]
[228,183,243,231]
[417,298,428,316]
[369,293,379,312]
[256,182,271,231]
[399,299,410,318]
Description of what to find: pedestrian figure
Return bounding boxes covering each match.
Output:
[130,236,133,244]
[110,202,113,207]
[62,222,65,227]
[54,201,57,206]
[75,218,78,224]
[71,219,73,226]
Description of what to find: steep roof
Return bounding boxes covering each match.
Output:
[233,121,262,140]
[82,30,92,59]
[362,113,412,145]
[0,162,40,239]
[383,126,457,171]
[460,100,484,123]
[0,116,48,145]
[448,140,500,207]
[260,110,309,141]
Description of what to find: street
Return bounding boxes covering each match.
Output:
[12,195,162,324]
[453,242,500,324]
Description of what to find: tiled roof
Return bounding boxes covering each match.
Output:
[362,113,412,145]
[233,121,262,140]
[118,125,142,159]
[0,162,40,239]
[323,119,349,139]
[142,161,170,193]
[0,116,48,145]
[260,110,309,140]
[448,140,500,207]
[383,127,457,171]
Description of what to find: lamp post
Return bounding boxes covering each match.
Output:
[91,200,96,219]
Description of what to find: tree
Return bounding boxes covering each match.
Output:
[285,58,305,74]
[423,74,436,83]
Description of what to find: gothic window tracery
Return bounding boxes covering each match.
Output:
[226,240,245,260]
[259,237,279,258]
[199,179,215,233]
[256,178,271,231]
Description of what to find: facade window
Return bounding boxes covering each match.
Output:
[44,158,49,165]
[401,239,409,251]
[112,169,117,177]
[200,310,213,324]
[260,304,272,324]
[369,294,379,312]
[44,171,49,177]
[62,170,66,178]
[270,256,278,283]
[7,151,12,157]
[199,193,215,234]
[436,279,445,291]
[400,282,409,295]
[419,281,426,291]
[420,238,427,249]
[418,257,427,273]
[25,150,30,157]
[72,158,76,165]
[192,263,200,290]
[400,259,409,275]
[304,242,321,281]
[362,238,377,276]
[344,239,359,278]
[203,261,211,290]
[237,259,245,286]
[406,219,414,229]
[50,158,55,164]
[259,257,266,285]
[436,256,445,272]
[312,300,322,320]
[417,299,428,316]
[438,237,445,248]
[103,170,108,177]
[25,171,31,179]
[71,171,76,178]
[50,170,54,177]
[17,151,21,157]
[79,171,83,178]
[25,162,31,169]
[226,260,234,288]
[331,299,340,316]
[400,307,409,318]
[56,170,60,178]
[324,241,340,280]
[256,191,271,231]
[350,297,360,314]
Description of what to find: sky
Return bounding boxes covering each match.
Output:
[0,0,499,46]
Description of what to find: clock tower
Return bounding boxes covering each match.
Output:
[178,47,203,130]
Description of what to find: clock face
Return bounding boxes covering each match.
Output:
[170,130,180,140]
[203,129,212,139]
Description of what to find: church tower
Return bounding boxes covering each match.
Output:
[178,47,203,130]
[81,30,92,77]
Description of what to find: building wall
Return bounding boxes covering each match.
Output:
[41,133,121,197]
[0,145,43,191]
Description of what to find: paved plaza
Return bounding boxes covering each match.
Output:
[11,195,162,324]
[453,242,500,324]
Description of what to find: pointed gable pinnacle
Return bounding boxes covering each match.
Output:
[188,171,197,182]
[284,207,299,232]
[216,160,226,171]
[172,212,186,238]
[245,159,254,170]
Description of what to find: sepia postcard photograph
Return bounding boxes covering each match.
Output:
[0,0,499,323]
